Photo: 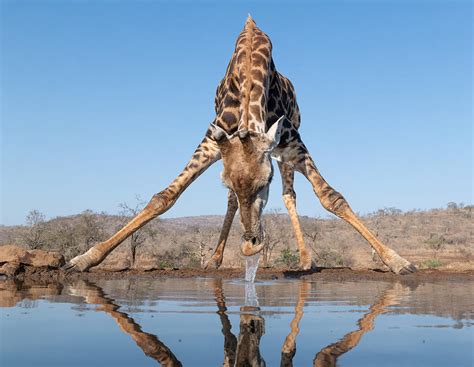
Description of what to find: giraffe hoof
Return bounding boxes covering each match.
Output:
[398,263,418,275]
[204,258,222,270]
[298,250,314,271]
[298,261,313,271]
[381,248,418,275]
[62,249,99,273]
[62,258,90,273]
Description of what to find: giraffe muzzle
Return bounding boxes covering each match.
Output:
[241,232,264,256]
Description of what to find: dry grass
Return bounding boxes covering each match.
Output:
[1,205,472,271]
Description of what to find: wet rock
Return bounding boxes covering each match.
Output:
[0,245,65,268]
[0,262,21,277]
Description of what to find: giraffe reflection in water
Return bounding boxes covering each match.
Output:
[69,280,182,367]
[213,279,409,367]
[67,280,408,367]
[213,279,312,367]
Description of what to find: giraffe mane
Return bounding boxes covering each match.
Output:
[242,15,257,131]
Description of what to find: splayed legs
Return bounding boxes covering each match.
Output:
[63,137,220,272]
[278,138,416,274]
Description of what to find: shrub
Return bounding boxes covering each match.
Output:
[279,248,299,268]
[423,259,441,269]
[424,233,447,252]
[314,247,348,268]
[158,260,174,269]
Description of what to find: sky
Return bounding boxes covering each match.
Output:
[1,0,472,225]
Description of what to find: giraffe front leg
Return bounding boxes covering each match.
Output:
[63,137,221,272]
[286,139,416,275]
[205,190,238,269]
[278,162,313,270]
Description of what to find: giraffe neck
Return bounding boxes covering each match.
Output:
[215,16,275,135]
[237,17,273,133]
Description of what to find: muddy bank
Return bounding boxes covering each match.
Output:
[6,265,474,284]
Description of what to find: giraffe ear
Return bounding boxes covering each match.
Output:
[210,123,230,142]
[266,115,285,150]
[210,123,232,155]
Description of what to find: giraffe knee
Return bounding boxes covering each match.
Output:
[319,188,350,217]
[146,190,174,214]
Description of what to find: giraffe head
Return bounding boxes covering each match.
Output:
[211,116,285,257]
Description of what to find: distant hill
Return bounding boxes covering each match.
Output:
[1,205,472,271]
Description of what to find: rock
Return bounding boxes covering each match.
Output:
[0,245,28,263]
[0,245,65,268]
[0,262,21,277]
[133,255,160,271]
[94,251,130,272]
[28,249,65,268]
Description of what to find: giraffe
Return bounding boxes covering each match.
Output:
[0,277,411,366]
[63,16,416,275]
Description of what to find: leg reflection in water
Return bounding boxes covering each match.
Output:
[280,281,311,367]
[213,279,266,367]
[213,280,408,367]
[213,280,312,367]
[214,278,238,366]
[69,280,182,367]
[313,282,410,367]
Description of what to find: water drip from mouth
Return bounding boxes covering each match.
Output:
[244,253,261,283]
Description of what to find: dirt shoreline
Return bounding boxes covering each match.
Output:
[5,266,473,283]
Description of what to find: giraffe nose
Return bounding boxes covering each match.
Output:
[242,232,258,244]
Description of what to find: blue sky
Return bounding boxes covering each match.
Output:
[1,0,472,225]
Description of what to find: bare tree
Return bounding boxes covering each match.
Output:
[118,196,156,267]
[46,219,79,258]
[23,210,47,249]
[188,226,216,268]
[261,208,282,267]
[424,233,446,260]
[447,202,458,210]
[302,215,320,252]
[77,210,107,248]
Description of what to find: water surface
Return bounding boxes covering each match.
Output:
[1,277,472,366]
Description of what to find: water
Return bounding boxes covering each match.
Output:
[1,277,472,367]
[244,253,261,282]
